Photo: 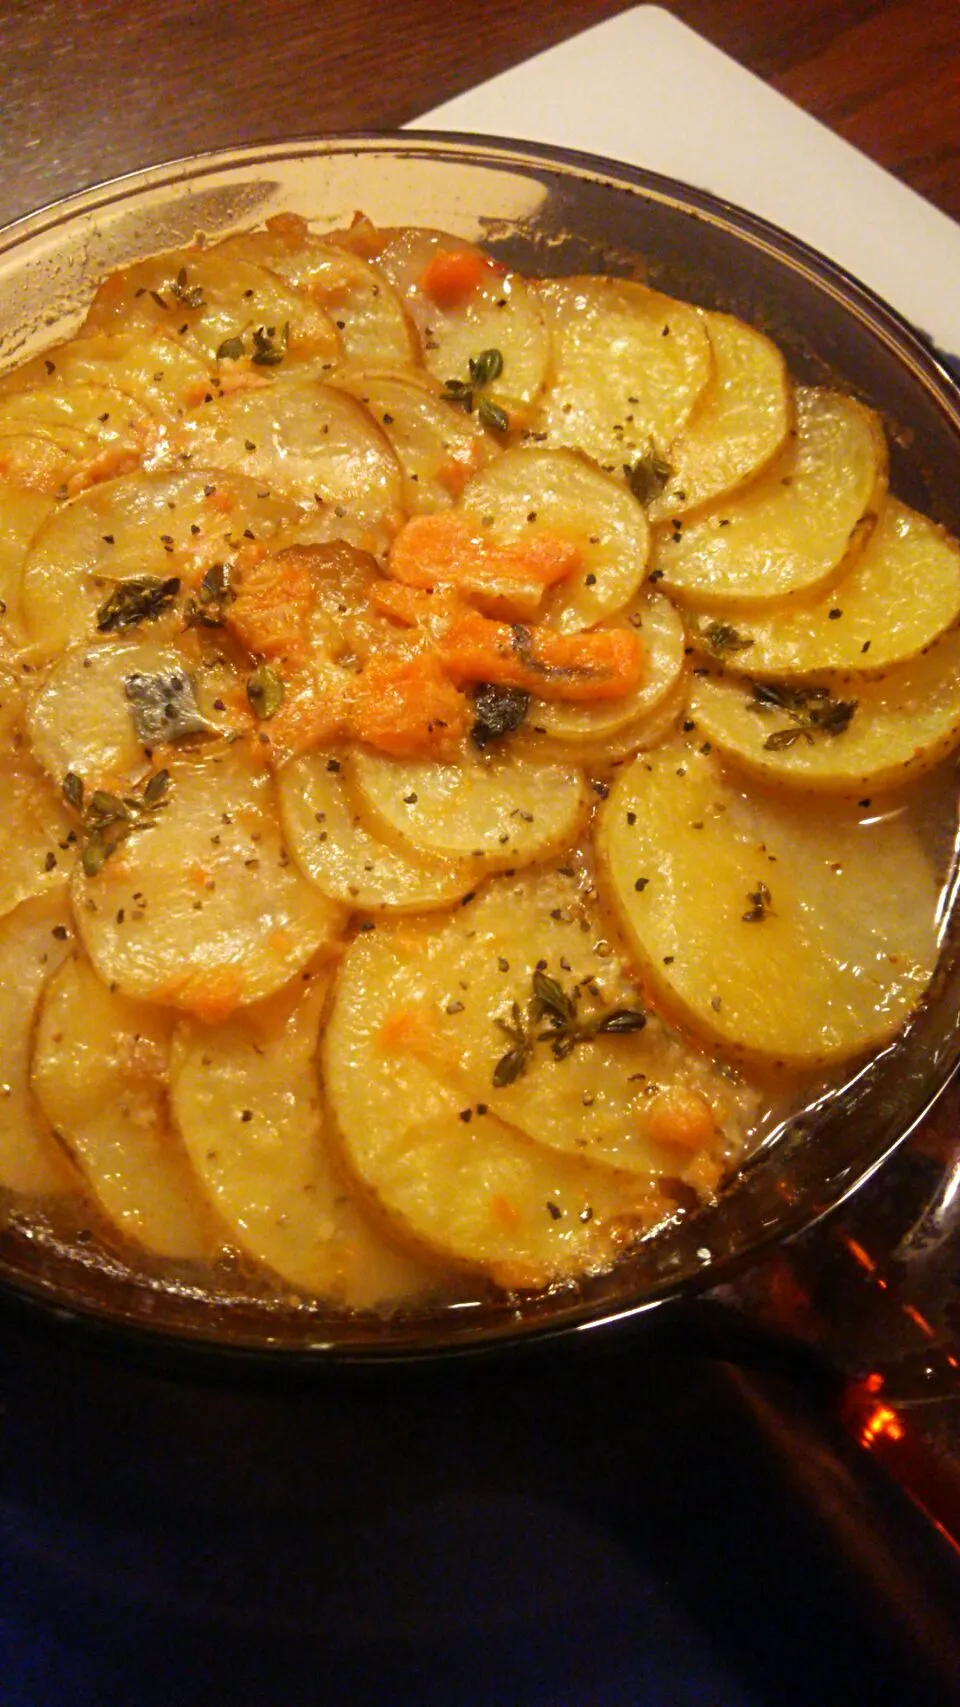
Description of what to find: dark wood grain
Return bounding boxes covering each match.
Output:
[2,0,958,229]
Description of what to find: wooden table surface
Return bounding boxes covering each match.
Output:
[3,0,958,230]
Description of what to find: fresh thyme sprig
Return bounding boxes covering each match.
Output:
[492,967,646,1086]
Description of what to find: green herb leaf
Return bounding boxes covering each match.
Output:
[625,444,673,506]
[471,683,529,748]
[531,969,577,1026]
[477,397,509,434]
[216,335,245,362]
[700,621,754,656]
[171,267,205,310]
[62,771,84,812]
[251,323,289,366]
[492,1041,533,1087]
[246,663,285,720]
[96,576,180,633]
[742,882,773,922]
[468,348,503,386]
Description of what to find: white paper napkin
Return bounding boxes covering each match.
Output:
[410,4,960,355]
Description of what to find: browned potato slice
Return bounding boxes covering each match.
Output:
[688,626,960,793]
[597,740,939,1065]
[26,637,242,783]
[0,481,54,634]
[647,312,792,521]
[164,379,403,555]
[377,228,550,409]
[333,367,497,513]
[19,467,298,654]
[71,744,345,1018]
[32,956,212,1259]
[520,592,685,749]
[652,388,887,606]
[531,276,712,473]
[0,765,75,917]
[170,971,443,1306]
[278,750,480,912]
[695,499,960,677]
[351,744,589,871]
[0,892,78,1195]
[82,248,339,369]
[211,230,417,367]
[0,330,210,420]
[322,914,665,1288]
[458,448,650,632]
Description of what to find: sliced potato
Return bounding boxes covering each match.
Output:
[334,366,497,512]
[0,765,75,917]
[71,743,345,1017]
[0,429,86,494]
[647,312,792,521]
[458,448,650,632]
[695,499,960,677]
[163,379,403,553]
[322,915,666,1287]
[32,955,212,1259]
[0,330,210,420]
[597,740,939,1065]
[278,750,480,911]
[0,481,55,632]
[531,276,712,472]
[356,866,755,1179]
[0,892,78,1195]
[652,388,887,606]
[82,248,339,369]
[688,626,960,792]
[377,228,550,409]
[170,970,442,1306]
[26,636,243,783]
[211,229,417,367]
[351,744,589,871]
[520,592,686,748]
[20,467,298,654]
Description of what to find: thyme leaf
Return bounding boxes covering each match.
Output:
[96,576,180,633]
[477,397,509,434]
[216,335,245,362]
[468,348,503,386]
[491,970,646,1086]
[63,766,172,878]
[625,443,673,506]
[251,322,289,366]
[246,663,285,720]
[442,347,505,424]
[471,683,529,749]
[171,266,205,310]
[742,882,773,923]
[700,621,754,656]
[746,678,857,749]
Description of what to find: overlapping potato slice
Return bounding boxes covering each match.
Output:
[652,388,887,606]
[0,481,55,632]
[322,913,666,1288]
[530,276,713,472]
[211,228,417,367]
[0,891,78,1195]
[0,764,75,917]
[458,448,650,632]
[351,744,589,870]
[376,228,550,409]
[0,330,210,419]
[170,970,442,1306]
[162,379,403,552]
[19,467,297,654]
[32,956,212,1259]
[688,627,960,792]
[646,312,792,521]
[26,637,243,783]
[520,592,686,751]
[597,740,939,1065]
[333,367,497,512]
[71,743,345,1018]
[365,867,752,1179]
[278,750,480,911]
[0,381,150,483]
[82,248,339,369]
[694,499,960,677]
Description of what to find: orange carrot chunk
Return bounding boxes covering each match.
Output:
[418,248,491,309]
[388,511,580,616]
[350,651,470,756]
[226,546,318,660]
[440,610,643,703]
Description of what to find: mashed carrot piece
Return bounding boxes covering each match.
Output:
[418,249,493,308]
[388,511,579,614]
